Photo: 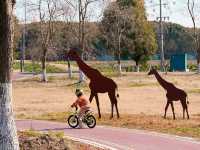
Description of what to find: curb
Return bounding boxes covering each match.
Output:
[64,135,118,150]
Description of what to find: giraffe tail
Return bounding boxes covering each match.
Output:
[116,86,119,98]
[186,96,189,105]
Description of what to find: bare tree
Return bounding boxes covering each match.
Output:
[78,0,100,81]
[38,0,58,81]
[0,0,19,149]
[27,0,61,81]
[63,0,103,81]
[101,2,130,74]
[187,0,200,73]
[57,1,78,79]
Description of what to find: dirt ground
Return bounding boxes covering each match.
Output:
[13,72,200,118]
[19,131,103,150]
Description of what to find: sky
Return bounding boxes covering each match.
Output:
[145,0,200,27]
[14,0,200,27]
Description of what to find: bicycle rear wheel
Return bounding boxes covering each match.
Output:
[86,115,96,128]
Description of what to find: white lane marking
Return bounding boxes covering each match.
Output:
[64,135,134,150]
[97,125,200,145]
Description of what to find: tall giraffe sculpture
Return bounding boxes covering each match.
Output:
[67,49,120,119]
[148,68,189,120]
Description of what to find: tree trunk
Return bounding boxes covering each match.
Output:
[78,0,85,82]
[79,69,85,82]
[197,47,200,73]
[0,0,19,149]
[79,53,85,82]
[117,54,122,74]
[67,58,72,78]
[78,0,81,48]
[0,84,19,150]
[135,61,140,72]
[41,47,48,82]
[198,63,200,74]
[118,62,122,74]
[197,58,200,74]
[118,33,122,75]
[32,59,36,75]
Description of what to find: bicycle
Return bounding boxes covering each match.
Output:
[67,106,96,128]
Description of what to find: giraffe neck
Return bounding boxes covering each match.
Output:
[75,56,95,79]
[154,71,170,90]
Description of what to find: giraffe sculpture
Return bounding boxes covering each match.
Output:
[148,68,189,120]
[67,49,120,119]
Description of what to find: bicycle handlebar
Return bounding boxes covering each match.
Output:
[71,105,78,111]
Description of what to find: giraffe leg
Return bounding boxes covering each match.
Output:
[170,102,176,120]
[180,100,185,119]
[164,101,170,119]
[115,101,120,119]
[94,94,101,119]
[181,98,189,119]
[183,107,185,119]
[110,103,114,119]
[108,93,114,119]
[186,104,190,119]
[183,98,190,119]
[108,92,119,119]
[89,91,95,103]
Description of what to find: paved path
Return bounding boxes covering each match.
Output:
[12,72,35,81]
[16,120,200,150]
[12,72,68,81]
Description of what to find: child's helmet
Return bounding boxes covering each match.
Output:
[75,89,83,97]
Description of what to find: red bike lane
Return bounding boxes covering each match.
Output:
[16,120,200,150]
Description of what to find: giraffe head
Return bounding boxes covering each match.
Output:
[148,67,157,75]
[67,48,80,60]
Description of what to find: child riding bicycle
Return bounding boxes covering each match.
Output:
[71,89,90,128]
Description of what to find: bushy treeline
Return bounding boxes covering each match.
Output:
[14,0,196,62]
[152,22,196,59]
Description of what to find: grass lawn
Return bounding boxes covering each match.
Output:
[13,61,66,73]
[13,72,200,140]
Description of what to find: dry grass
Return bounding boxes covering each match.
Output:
[14,72,200,116]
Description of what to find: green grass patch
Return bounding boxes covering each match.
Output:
[20,130,64,139]
[62,81,90,92]
[47,131,65,139]
[47,76,78,82]
[17,112,69,122]
[16,77,41,83]
[55,61,77,67]
[188,89,200,94]
[128,82,158,87]
[188,64,197,72]
[20,130,43,137]
[169,127,200,137]
[13,62,66,73]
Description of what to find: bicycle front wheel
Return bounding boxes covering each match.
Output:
[68,115,79,128]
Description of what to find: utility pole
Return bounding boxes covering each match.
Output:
[159,0,164,71]
[21,0,26,72]
[156,0,169,72]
